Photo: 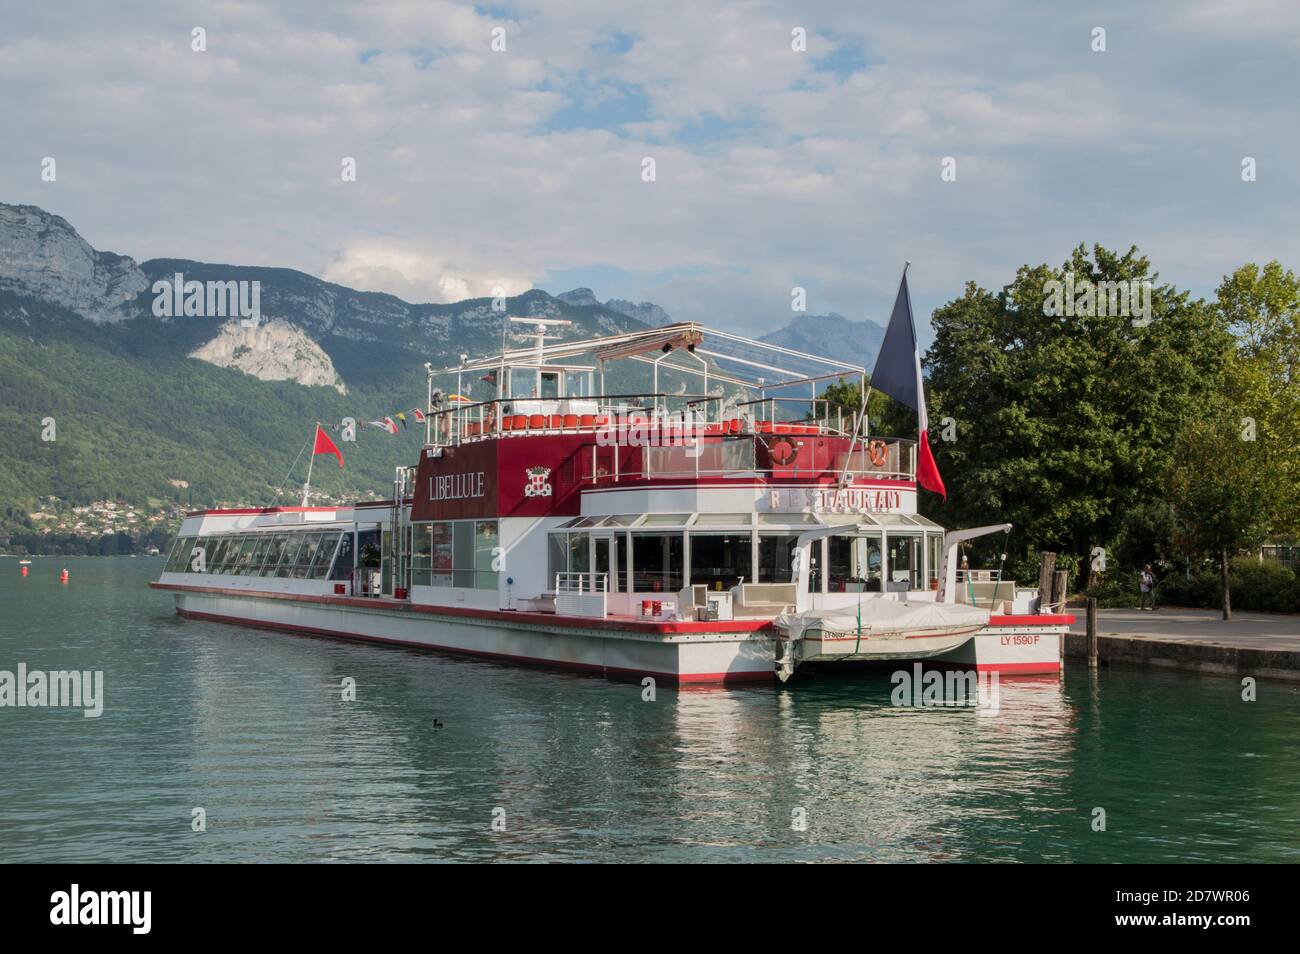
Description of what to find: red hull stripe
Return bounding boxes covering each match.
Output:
[174,607,771,684]
[150,582,774,635]
[987,614,1075,626]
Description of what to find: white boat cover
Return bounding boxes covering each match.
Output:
[775,599,990,640]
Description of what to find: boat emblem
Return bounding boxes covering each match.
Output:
[524,465,553,497]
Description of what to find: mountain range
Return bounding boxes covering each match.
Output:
[0,200,885,540]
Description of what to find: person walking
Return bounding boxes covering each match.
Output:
[1138,564,1157,611]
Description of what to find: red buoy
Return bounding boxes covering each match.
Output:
[20,565,28,577]
[60,568,69,583]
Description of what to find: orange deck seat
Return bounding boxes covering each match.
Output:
[564,414,579,428]
[512,414,528,430]
[529,414,545,429]
[579,414,596,427]
[501,416,513,431]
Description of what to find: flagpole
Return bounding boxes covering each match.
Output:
[302,422,317,507]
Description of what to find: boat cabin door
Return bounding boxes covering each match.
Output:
[592,533,616,594]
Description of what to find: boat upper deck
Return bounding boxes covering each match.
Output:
[424,319,916,484]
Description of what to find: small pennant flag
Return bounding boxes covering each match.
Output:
[395,411,408,430]
[312,424,344,468]
[383,415,398,434]
[411,408,426,423]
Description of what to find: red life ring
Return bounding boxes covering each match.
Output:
[868,440,888,467]
[770,438,798,465]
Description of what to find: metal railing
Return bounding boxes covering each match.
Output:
[555,571,609,593]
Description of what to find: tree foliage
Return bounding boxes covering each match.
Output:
[923,244,1231,583]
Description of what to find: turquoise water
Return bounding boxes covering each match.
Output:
[1,556,1297,863]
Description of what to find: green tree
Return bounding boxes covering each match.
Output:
[924,244,1231,585]
[1165,404,1273,619]
[1214,261,1300,536]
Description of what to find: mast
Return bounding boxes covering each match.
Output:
[301,422,318,506]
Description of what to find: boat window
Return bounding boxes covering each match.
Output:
[262,535,288,576]
[204,537,229,571]
[692,513,751,527]
[689,532,752,589]
[758,533,800,583]
[309,533,340,579]
[568,533,590,575]
[927,533,943,589]
[169,536,194,572]
[886,533,923,590]
[281,533,308,578]
[510,367,537,399]
[248,535,274,575]
[328,532,355,582]
[639,513,692,526]
[548,532,567,588]
[631,532,683,592]
[616,532,628,592]
[474,521,499,589]
[540,371,561,400]
[600,514,640,527]
[827,533,882,592]
[430,523,453,586]
[452,521,475,587]
[411,526,432,587]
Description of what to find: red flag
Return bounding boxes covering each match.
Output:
[312,425,344,468]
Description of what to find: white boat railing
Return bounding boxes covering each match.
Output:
[554,571,609,594]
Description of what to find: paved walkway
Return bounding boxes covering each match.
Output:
[1068,607,1300,651]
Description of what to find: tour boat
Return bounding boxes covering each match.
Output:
[151,313,1072,684]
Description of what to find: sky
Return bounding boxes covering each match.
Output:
[3,0,1298,340]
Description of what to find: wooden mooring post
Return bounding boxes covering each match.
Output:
[1052,569,1069,613]
[1036,551,1056,613]
[1086,597,1099,668]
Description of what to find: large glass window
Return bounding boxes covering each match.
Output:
[690,533,752,589]
[887,533,922,590]
[827,534,882,592]
[411,526,432,587]
[430,523,453,586]
[419,521,498,589]
[262,534,288,576]
[231,536,258,575]
[632,532,683,592]
[310,532,340,579]
[539,371,560,400]
[510,367,537,399]
[927,533,942,589]
[278,534,309,578]
[758,534,799,583]
[329,532,354,581]
[548,532,567,589]
[452,521,475,587]
[474,521,499,589]
[172,536,196,572]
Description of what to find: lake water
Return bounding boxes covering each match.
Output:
[2,556,1297,863]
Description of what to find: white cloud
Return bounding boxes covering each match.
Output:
[1,0,1297,335]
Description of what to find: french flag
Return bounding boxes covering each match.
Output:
[869,268,946,499]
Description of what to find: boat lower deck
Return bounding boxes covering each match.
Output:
[151,580,1068,682]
